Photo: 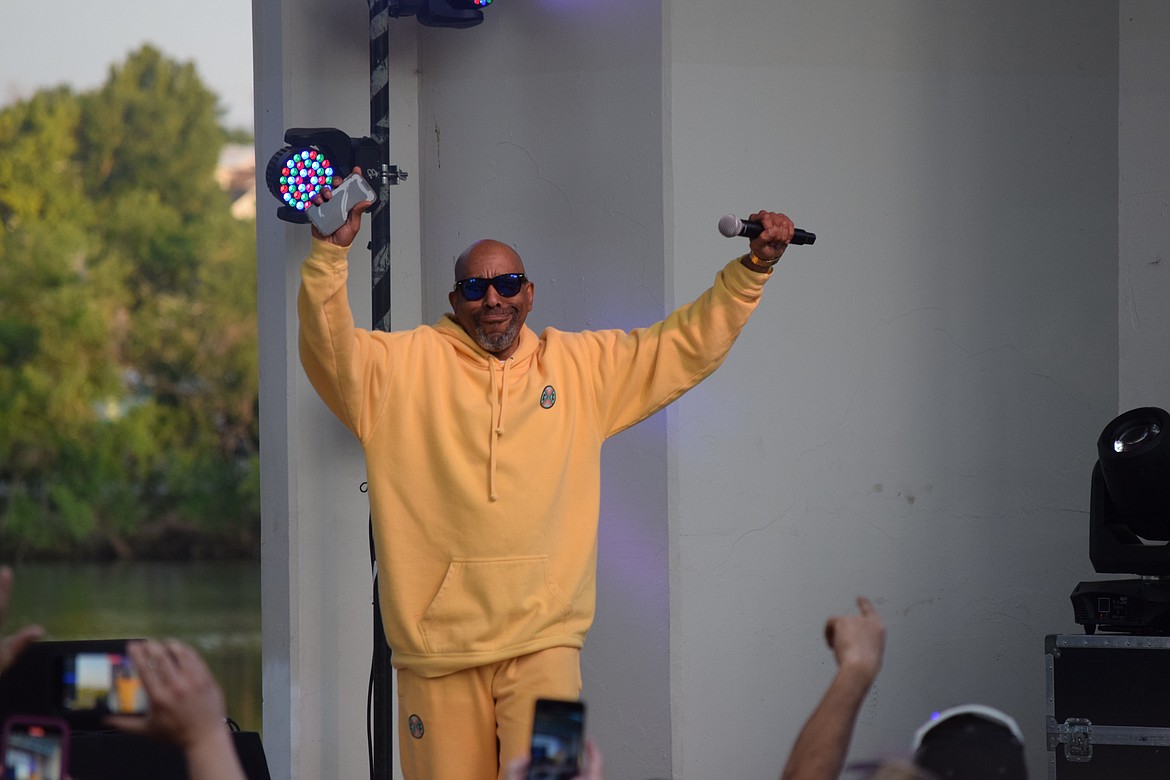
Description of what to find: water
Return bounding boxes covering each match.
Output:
[4,561,262,733]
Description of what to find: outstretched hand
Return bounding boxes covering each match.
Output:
[0,565,44,674]
[310,166,374,248]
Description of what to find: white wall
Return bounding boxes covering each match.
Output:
[254,2,399,778]
[1120,2,1170,410]
[668,4,1116,779]
[256,2,1135,779]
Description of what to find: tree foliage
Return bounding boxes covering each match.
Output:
[0,45,258,560]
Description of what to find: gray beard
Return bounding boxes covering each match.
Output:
[474,318,521,354]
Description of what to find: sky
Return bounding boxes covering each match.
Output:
[1,0,255,130]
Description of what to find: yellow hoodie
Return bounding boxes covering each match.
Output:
[298,238,770,677]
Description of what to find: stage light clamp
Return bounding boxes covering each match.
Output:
[384,163,408,186]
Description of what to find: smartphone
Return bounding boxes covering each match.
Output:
[526,698,585,780]
[2,715,69,780]
[307,173,377,235]
[59,651,148,716]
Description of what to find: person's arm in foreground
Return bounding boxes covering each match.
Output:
[505,738,605,780]
[107,640,247,780]
[0,565,45,673]
[780,597,886,780]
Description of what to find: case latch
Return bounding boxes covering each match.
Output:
[1061,718,1094,762]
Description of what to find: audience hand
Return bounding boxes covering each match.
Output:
[106,640,227,748]
[107,640,247,780]
[0,565,45,674]
[824,596,885,682]
[505,738,604,780]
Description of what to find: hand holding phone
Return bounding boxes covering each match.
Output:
[526,698,585,780]
[106,639,233,757]
[2,715,69,780]
[307,173,377,236]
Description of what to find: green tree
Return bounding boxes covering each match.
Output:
[79,45,225,218]
[0,86,88,229]
[0,45,258,560]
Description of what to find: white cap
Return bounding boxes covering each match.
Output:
[912,703,1024,749]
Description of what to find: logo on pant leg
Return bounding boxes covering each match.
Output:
[408,714,425,739]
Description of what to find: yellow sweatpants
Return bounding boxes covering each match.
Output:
[396,646,582,780]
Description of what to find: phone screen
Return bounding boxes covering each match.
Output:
[60,652,148,715]
[526,698,585,780]
[2,716,69,780]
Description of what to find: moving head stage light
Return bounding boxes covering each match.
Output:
[1071,407,1170,634]
[389,0,493,28]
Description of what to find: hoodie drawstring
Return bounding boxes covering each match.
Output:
[488,357,512,501]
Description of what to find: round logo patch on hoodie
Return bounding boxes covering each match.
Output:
[408,714,425,739]
[540,385,557,409]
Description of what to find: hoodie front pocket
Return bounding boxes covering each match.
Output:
[418,555,572,656]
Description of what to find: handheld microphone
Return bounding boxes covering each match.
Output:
[718,214,816,245]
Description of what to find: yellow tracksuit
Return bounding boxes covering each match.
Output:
[297,238,770,776]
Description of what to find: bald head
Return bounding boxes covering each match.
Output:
[454,239,525,281]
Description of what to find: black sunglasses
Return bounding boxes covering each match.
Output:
[453,273,528,302]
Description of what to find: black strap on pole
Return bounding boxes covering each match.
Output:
[367,1,395,779]
[369,0,394,334]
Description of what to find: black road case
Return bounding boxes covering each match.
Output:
[1046,634,1170,778]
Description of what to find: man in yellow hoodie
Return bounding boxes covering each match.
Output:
[298,175,795,780]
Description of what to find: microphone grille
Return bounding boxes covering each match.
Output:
[717,214,741,238]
